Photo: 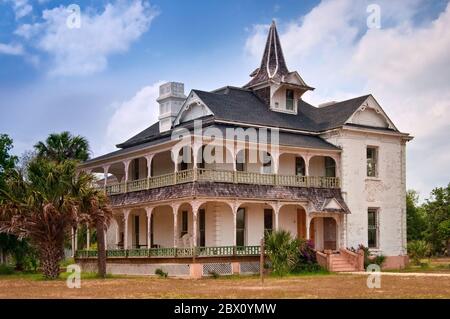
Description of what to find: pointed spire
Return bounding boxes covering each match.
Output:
[244,20,290,88]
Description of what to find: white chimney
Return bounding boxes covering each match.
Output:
[318,101,338,108]
[156,82,186,133]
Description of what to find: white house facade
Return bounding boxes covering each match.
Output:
[75,22,412,277]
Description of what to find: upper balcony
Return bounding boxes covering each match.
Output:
[104,167,340,196]
[82,142,342,199]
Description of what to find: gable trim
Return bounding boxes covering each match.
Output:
[345,95,398,131]
[173,90,214,126]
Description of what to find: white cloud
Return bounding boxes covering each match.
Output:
[0,42,24,55]
[3,0,33,19]
[15,0,159,76]
[105,82,163,148]
[245,0,450,199]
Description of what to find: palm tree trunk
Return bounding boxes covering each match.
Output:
[96,221,107,278]
[40,243,62,279]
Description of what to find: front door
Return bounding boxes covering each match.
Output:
[297,208,306,239]
[323,217,336,250]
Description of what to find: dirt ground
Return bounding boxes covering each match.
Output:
[0,273,449,299]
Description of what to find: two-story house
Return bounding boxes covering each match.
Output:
[75,21,412,277]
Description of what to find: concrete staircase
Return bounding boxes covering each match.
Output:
[316,248,364,272]
[330,254,358,272]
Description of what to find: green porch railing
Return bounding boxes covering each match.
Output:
[102,168,340,195]
[75,245,262,259]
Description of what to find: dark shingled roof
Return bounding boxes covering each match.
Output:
[109,182,350,214]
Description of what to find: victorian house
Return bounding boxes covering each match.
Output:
[75,22,412,276]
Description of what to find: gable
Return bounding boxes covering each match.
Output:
[346,95,397,130]
[173,91,214,126]
[322,198,344,211]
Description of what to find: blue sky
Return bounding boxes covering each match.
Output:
[0,0,449,200]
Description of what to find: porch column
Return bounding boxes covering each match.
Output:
[123,209,130,249]
[192,201,202,248]
[103,165,110,189]
[231,202,239,246]
[123,160,131,192]
[304,155,311,177]
[272,152,280,174]
[86,223,90,250]
[145,207,153,248]
[172,203,180,247]
[306,214,311,240]
[274,204,280,231]
[145,154,154,179]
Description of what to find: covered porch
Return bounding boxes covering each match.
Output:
[74,199,346,259]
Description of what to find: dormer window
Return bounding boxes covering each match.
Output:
[286,89,294,111]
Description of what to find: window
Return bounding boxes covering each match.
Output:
[236,208,246,246]
[286,89,294,111]
[368,208,379,248]
[325,157,336,177]
[179,148,188,171]
[133,158,140,180]
[199,209,206,247]
[181,211,188,237]
[264,209,273,234]
[295,157,305,176]
[367,147,378,177]
[262,152,272,174]
[134,215,139,248]
[236,150,246,172]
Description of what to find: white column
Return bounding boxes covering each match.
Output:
[145,155,154,178]
[123,209,130,249]
[304,155,310,177]
[86,224,90,250]
[172,204,180,247]
[306,214,311,240]
[272,152,279,174]
[232,202,239,246]
[103,165,110,189]
[274,204,280,231]
[145,207,153,248]
[192,202,201,247]
[123,160,131,182]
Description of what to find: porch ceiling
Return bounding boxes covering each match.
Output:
[109,182,350,214]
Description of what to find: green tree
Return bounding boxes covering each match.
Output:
[423,183,450,255]
[0,134,18,188]
[34,131,90,163]
[406,190,426,241]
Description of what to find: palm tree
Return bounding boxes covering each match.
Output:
[264,230,301,276]
[0,158,112,279]
[74,173,112,278]
[34,131,90,163]
[0,159,78,279]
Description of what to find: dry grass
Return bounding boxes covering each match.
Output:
[0,272,449,299]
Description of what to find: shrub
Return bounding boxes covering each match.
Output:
[264,230,300,276]
[408,240,431,265]
[155,268,168,278]
[298,240,317,265]
[208,270,220,279]
[373,254,386,267]
[0,264,14,275]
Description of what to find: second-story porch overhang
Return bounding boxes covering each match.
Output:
[79,121,345,210]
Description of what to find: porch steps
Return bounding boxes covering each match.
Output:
[316,249,364,272]
[330,255,357,272]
